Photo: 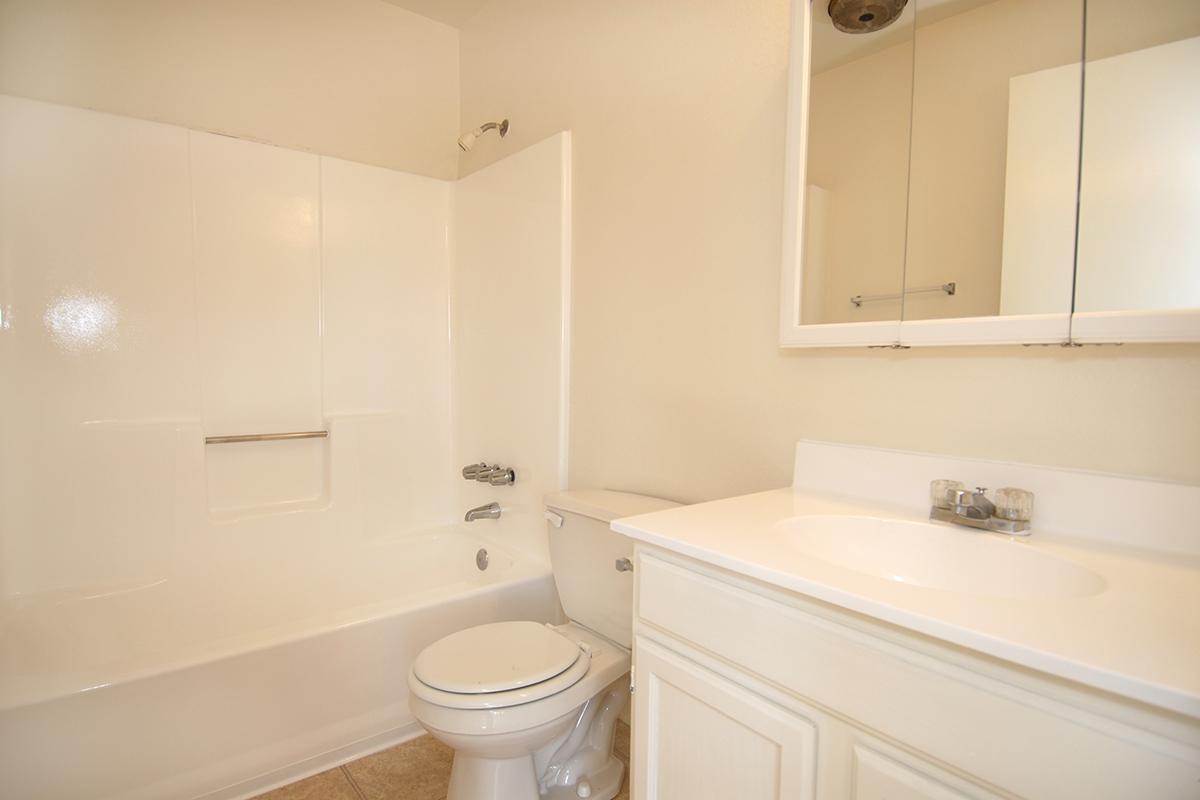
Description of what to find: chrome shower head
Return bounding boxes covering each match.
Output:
[457,119,510,152]
[828,0,908,34]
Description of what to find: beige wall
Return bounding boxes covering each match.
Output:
[0,0,461,178]
[459,0,1200,502]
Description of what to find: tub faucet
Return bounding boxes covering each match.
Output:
[465,501,501,522]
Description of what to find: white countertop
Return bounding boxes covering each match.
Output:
[614,487,1200,718]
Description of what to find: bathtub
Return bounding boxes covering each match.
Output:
[0,527,560,800]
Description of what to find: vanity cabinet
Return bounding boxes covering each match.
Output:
[631,547,1200,799]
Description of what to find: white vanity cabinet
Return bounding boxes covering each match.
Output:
[631,547,1200,800]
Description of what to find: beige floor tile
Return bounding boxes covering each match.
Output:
[253,768,361,800]
[344,734,454,800]
[262,723,632,800]
[613,765,631,800]
[614,720,631,762]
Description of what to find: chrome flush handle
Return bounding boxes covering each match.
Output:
[615,558,634,573]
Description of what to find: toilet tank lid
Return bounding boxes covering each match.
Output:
[544,489,681,523]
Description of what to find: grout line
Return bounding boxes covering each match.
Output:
[340,764,368,800]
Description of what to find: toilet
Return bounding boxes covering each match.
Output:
[408,490,679,800]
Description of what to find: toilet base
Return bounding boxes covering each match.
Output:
[446,752,625,800]
[448,753,541,800]
[542,754,625,800]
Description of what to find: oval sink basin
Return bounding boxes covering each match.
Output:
[778,515,1106,599]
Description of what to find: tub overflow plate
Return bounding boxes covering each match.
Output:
[475,548,489,571]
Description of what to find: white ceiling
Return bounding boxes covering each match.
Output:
[380,0,490,28]
[813,0,1000,73]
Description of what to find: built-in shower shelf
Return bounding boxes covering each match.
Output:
[205,424,330,516]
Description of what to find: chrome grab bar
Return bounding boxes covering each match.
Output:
[851,281,956,307]
[204,430,328,445]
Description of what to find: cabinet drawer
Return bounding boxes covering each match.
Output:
[635,548,1200,799]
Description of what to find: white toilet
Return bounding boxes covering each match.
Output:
[408,490,679,800]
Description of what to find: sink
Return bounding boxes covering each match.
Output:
[778,515,1106,599]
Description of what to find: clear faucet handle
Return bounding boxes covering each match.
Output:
[993,487,1034,522]
[930,479,965,510]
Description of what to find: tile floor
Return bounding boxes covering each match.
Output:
[255,721,631,800]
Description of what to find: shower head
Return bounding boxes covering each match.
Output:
[457,119,510,152]
[828,0,908,34]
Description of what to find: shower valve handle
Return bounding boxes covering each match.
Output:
[461,463,516,485]
[487,468,516,486]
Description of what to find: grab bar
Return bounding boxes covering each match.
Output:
[204,430,328,445]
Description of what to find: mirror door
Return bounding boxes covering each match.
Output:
[1072,0,1200,343]
[782,0,1085,347]
[780,0,915,346]
[898,0,1084,345]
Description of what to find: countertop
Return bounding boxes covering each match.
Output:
[614,488,1200,718]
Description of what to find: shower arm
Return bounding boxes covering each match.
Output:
[458,118,510,151]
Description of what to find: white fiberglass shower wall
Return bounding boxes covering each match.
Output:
[0,94,455,601]
[0,93,572,799]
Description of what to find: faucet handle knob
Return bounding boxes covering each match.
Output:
[930,479,965,509]
[487,467,516,486]
[993,487,1034,522]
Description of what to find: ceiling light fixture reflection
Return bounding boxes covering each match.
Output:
[43,290,120,353]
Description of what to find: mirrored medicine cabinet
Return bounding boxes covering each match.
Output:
[780,0,1200,347]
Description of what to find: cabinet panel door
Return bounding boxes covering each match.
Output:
[852,743,1002,800]
[633,638,817,800]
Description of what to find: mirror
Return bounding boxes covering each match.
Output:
[1074,0,1200,317]
[900,0,1083,323]
[783,0,1200,346]
[799,1,915,326]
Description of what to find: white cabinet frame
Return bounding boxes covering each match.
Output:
[779,0,1199,348]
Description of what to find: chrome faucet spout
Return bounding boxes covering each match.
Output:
[950,488,995,520]
[465,502,501,522]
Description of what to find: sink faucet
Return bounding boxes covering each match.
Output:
[465,501,501,522]
[929,480,1032,535]
[949,486,995,520]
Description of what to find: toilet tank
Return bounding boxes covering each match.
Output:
[545,490,681,649]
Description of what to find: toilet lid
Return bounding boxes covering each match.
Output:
[413,621,583,694]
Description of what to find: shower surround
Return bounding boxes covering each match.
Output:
[0,94,572,799]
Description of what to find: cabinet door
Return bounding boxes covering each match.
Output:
[633,638,817,800]
[851,741,1003,800]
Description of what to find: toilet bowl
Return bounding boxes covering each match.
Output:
[408,490,680,800]
[410,621,630,800]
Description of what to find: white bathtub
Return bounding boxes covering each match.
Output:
[0,527,560,800]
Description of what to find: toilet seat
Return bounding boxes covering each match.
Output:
[410,621,593,710]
